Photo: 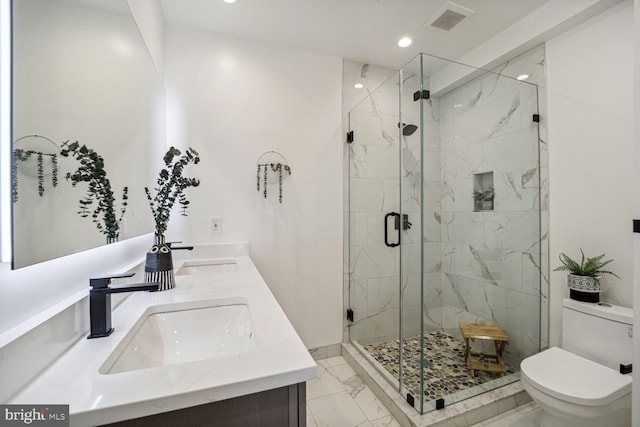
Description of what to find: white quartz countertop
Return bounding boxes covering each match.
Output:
[10,256,316,426]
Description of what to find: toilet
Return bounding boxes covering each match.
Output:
[520,298,633,427]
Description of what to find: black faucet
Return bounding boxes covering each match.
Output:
[167,241,194,251]
[87,272,159,339]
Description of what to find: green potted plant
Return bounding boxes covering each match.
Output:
[554,249,619,302]
[143,147,200,291]
[59,141,128,243]
[473,186,495,211]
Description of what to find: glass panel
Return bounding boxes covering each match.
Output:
[398,54,425,414]
[347,72,401,374]
[420,53,541,411]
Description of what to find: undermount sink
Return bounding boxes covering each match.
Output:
[175,259,238,275]
[100,298,256,375]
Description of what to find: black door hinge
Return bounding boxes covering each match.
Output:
[532,114,540,122]
[436,398,445,410]
[346,309,354,322]
[413,90,430,101]
[346,130,354,144]
[633,220,640,233]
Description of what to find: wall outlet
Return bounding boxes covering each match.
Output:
[210,216,222,235]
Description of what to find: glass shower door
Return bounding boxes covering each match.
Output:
[347,72,402,373]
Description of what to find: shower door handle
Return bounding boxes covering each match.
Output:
[384,212,400,247]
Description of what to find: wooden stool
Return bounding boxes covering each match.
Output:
[459,322,509,377]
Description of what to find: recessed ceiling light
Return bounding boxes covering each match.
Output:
[354,83,364,89]
[223,0,236,3]
[398,37,412,48]
[516,74,529,81]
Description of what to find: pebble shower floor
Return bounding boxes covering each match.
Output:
[364,331,508,402]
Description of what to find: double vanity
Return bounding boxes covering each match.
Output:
[8,250,316,426]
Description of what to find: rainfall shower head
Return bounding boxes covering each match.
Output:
[398,122,418,136]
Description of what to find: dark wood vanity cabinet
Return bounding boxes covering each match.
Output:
[103,383,306,427]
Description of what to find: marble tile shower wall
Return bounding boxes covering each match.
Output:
[436,45,548,367]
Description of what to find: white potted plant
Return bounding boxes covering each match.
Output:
[554,249,619,303]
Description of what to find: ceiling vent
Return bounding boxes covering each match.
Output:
[425,1,474,31]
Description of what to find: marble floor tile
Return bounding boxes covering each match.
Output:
[308,354,533,427]
[370,415,402,427]
[352,386,393,421]
[308,390,372,427]
[307,408,319,427]
[307,356,401,427]
[320,355,349,368]
[307,362,348,400]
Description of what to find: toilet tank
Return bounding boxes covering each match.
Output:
[562,298,633,371]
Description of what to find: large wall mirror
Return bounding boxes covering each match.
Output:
[11,0,164,268]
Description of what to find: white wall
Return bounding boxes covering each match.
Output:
[164,27,343,349]
[127,0,165,76]
[547,1,634,345]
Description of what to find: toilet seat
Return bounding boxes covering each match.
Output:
[520,347,631,406]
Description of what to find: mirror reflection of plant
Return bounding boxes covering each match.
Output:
[256,163,292,203]
[11,149,59,202]
[59,141,128,241]
[145,147,200,237]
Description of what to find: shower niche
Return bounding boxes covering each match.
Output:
[346,53,541,414]
[473,172,494,212]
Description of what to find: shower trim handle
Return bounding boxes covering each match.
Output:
[384,212,400,247]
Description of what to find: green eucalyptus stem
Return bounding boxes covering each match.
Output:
[37,153,44,196]
[145,146,200,237]
[263,164,268,199]
[59,140,128,239]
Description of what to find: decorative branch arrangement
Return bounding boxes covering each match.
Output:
[256,162,292,203]
[59,141,128,242]
[11,149,59,202]
[144,147,200,237]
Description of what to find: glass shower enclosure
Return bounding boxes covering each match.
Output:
[346,53,541,414]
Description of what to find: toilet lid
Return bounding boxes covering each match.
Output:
[520,347,631,406]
